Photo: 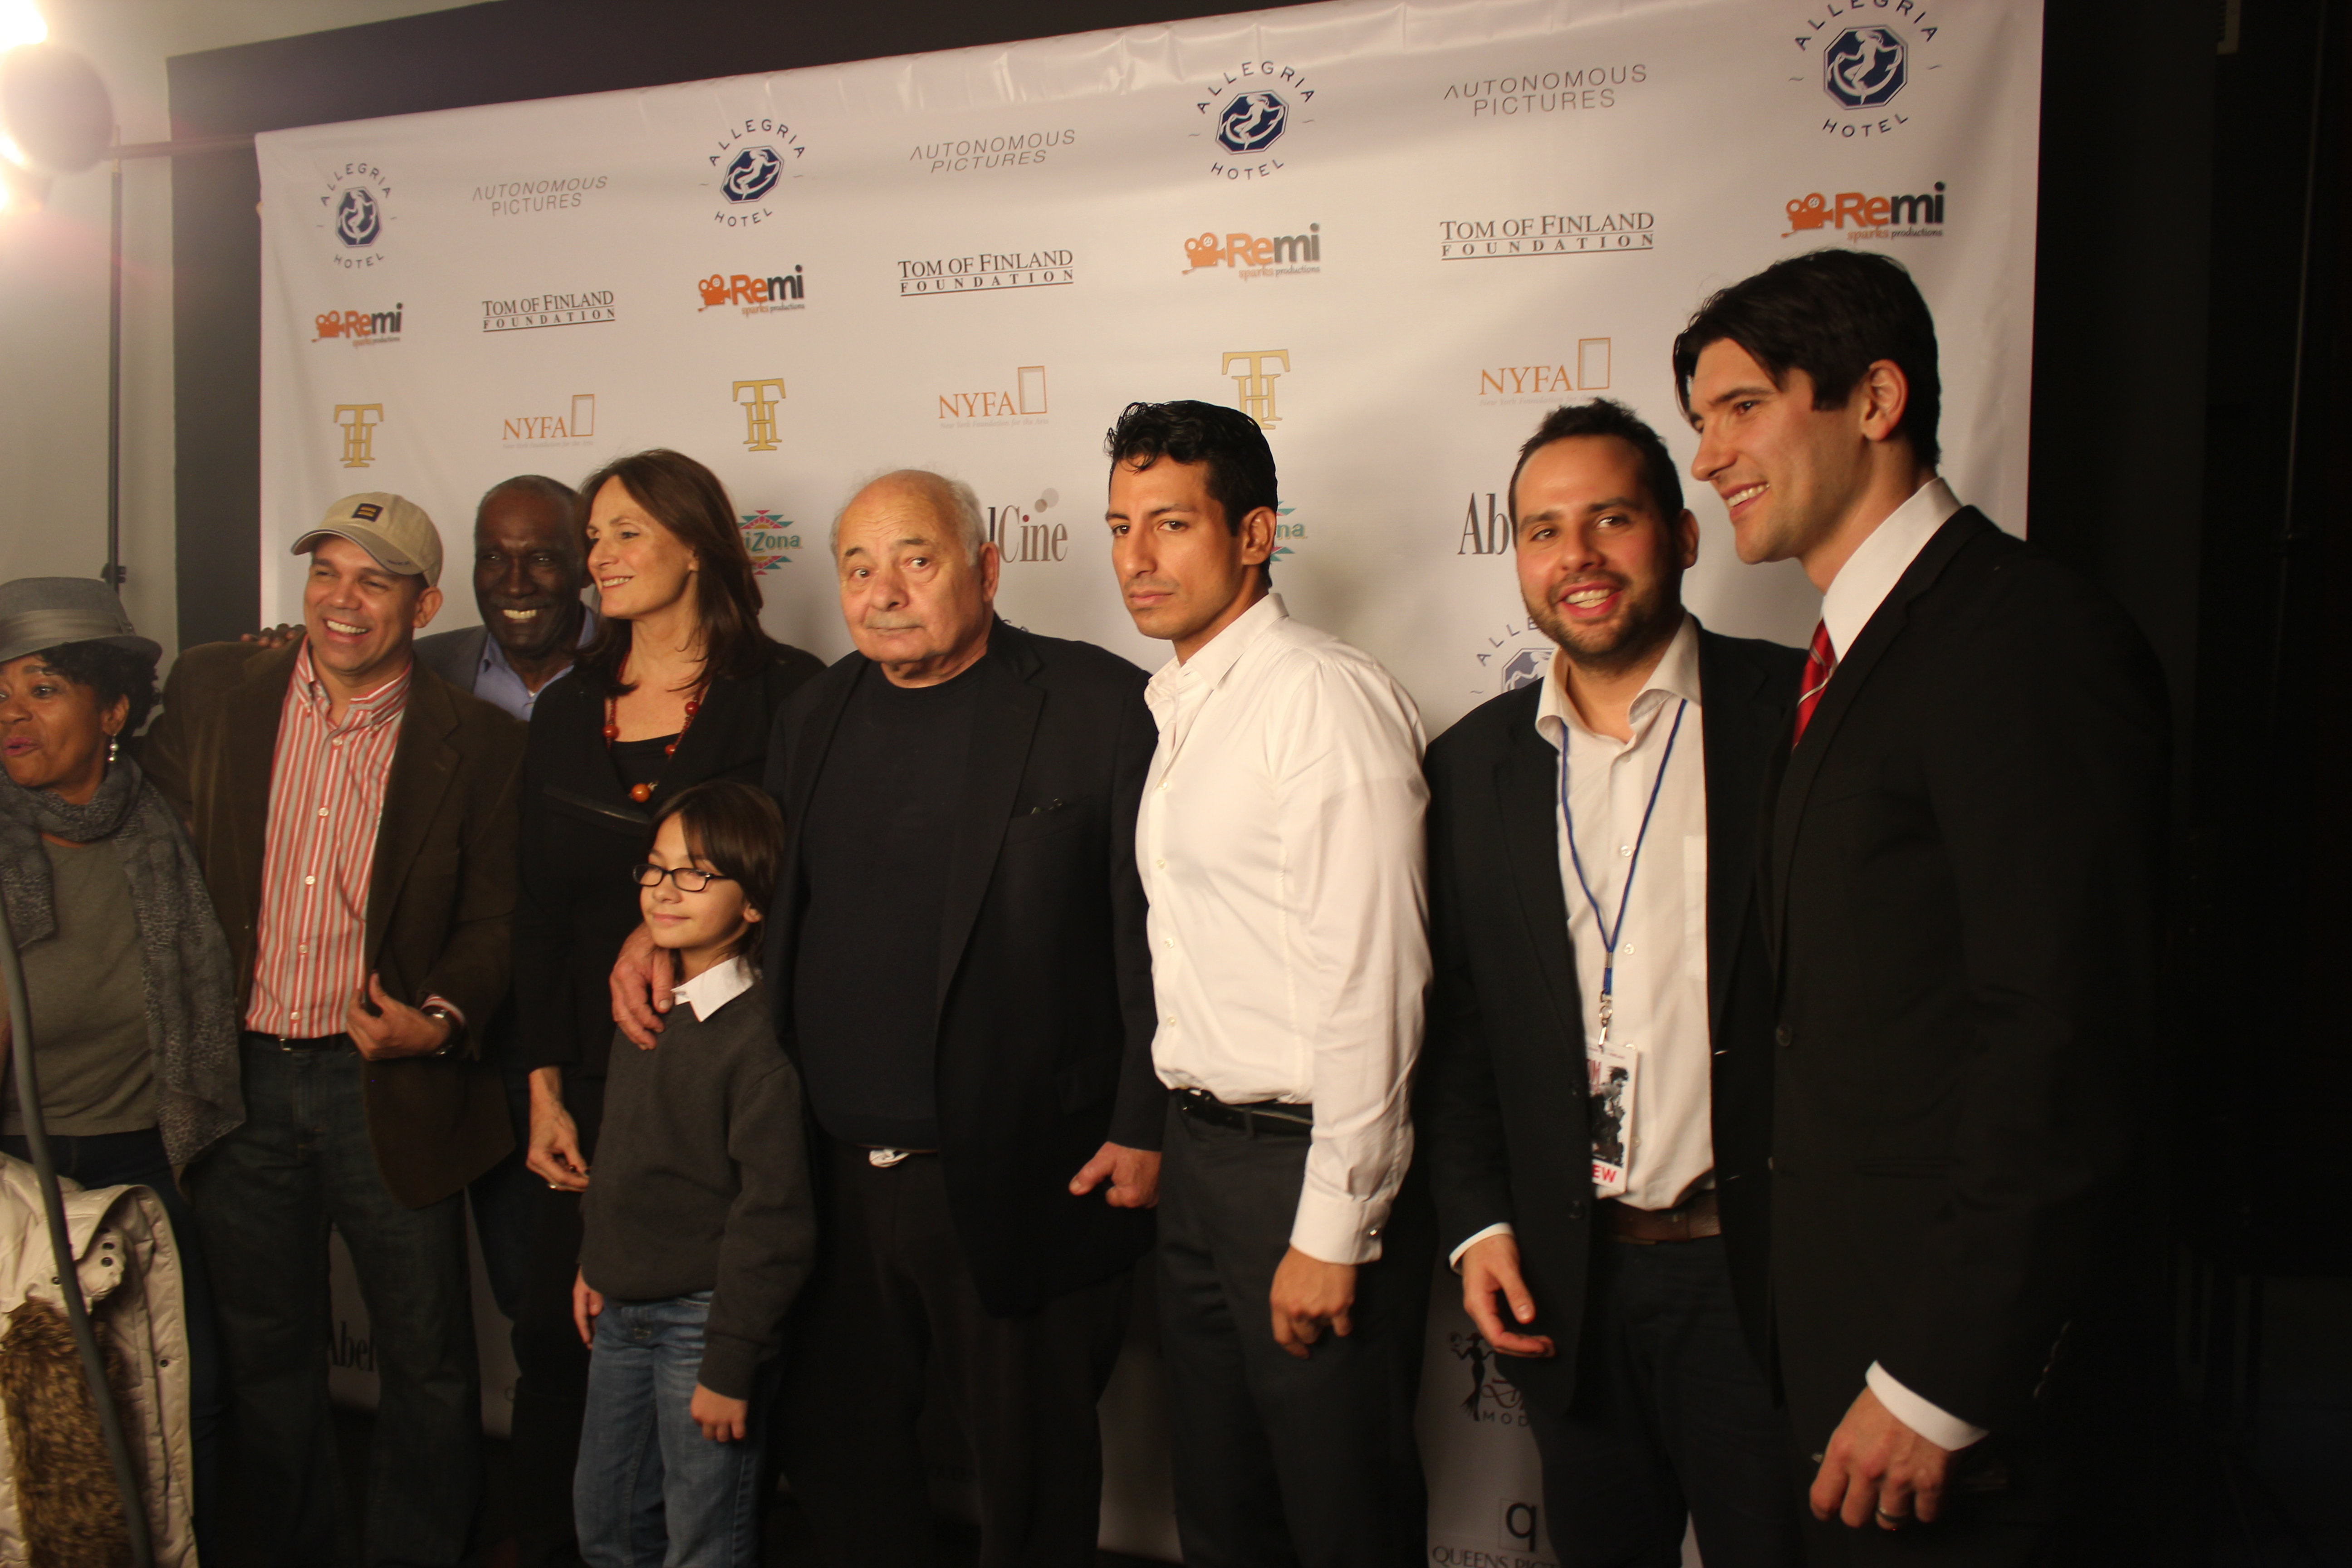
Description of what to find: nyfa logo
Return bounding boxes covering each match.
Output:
[1184,225,1321,279]
[1791,3,1944,139]
[1191,58,1315,181]
[472,175,608,217]
[939,366,1048,425]
[699,269,806,314]
[313,304,402,345]
[739,510,800,574]
[333,403,382,468]
[898,250,1074,297]
[481,290,617,333]
[1223,349,1290,429]
[733,377,787,452]
[1442,63,1647,118]
[1784,182,1946,239]
[911,130,1076,175]
[985,489,1069,564]
[502,394,597,446]
[704,117,804,226]
[316,161,392,268]
[1439,213,1654,260]
[1479,340,1612,402]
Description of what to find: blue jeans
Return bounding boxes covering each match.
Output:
[188,1035,481,1568]
[1,1128,222,1563]
[575,1292,769,1568]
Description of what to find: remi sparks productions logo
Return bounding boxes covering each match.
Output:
[739,510,801,574]
[502,394,597,447]
[1470,617,1556,699]
[472,175,608,217]
[698,268,806,314]
[898,250,1074,298]
[1440,212,1654,260]
[481,289,616,333]
[1184,224,1321,280]
[315,160,393,268]
[1190,57,1316,181]
[313,303,401,345]
[703,116,804,226]
[333,403,382,467]
[1790,4,1945,139]
[733,377,788,451]
[939,366,1048,426]
[1442,62,1647,119]
[984,489,1071,564]
[911,129,1076,175]
[1477,341,1613,403]
[1784,181,1946,240]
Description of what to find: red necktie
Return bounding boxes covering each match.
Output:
[1793,620,1836,747]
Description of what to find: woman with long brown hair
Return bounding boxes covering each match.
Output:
[506,450,821,1563]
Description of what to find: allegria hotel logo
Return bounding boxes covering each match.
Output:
[314,159,393,269]
[702,116,804,226]
[1787,3,1951,140]
[1188,57,1318,181]
[1184,225,1320,280]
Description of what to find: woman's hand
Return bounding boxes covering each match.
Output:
[571,1270,603,1347]
[528,1066,589,1191]
[690,1383,749,1442]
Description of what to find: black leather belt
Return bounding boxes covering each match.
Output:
[1175,1087,1314,1137]
[245,1029,350,1054]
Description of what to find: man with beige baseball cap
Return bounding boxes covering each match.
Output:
[145,490,525,1568]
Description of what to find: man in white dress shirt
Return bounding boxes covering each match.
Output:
[1103,400,1433,1567]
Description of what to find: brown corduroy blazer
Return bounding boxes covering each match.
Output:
[143,640,525,1208]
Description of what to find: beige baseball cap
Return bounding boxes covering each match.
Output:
[292,493,444,587]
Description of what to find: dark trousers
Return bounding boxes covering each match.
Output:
[1156,1102,1431,1568]
[1524,1233,1800,1568]
[188,1035,480,1568]
[777,1141,1130,1568]
[466,1067,540,1323]
[2,1128,223,1563]
[508,1073,605,1568]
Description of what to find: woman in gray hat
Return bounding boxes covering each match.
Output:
[0,575,242,1549]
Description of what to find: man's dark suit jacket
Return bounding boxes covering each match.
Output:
[412,624,488,692]
[1763,508,2168,1459]
[761,618,1164,1318]
[1421,622,1803,1414]
[144,641,528,1208]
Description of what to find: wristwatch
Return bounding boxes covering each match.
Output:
[421,1004,464,1057]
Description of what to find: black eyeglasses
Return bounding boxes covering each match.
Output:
[630,864,735,892]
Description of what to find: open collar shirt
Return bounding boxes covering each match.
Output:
[470,606,598,723]
[1138,593,1431,1266]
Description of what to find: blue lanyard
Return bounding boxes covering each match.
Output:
[1558,697,1687,1044]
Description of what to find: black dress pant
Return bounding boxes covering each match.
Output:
[1524,1232,1800,1568]
[1157,1101,1431,1568]
[778,1140,1130,1568]
[507,1073,604,1568]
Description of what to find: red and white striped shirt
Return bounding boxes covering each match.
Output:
[244,646,411,1039]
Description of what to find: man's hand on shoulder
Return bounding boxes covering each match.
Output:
[239,623,305,651]
[1811,1385,1954,1532]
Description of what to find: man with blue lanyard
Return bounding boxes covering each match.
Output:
[1420,398,1806,1566]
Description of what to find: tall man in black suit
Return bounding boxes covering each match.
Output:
[1422,399,1805,1566]
[614,469,1165,1566]
[1676,250,2167,1560]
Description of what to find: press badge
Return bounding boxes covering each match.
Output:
[1586,1034,1638,1197]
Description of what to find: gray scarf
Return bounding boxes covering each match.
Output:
[0,756,243,1166]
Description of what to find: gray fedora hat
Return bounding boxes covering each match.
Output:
[0,577,163,668]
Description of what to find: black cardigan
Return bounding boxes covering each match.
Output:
[514,642,823,1083]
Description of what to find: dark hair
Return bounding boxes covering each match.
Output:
[476,474,578,531]
[30,640,160,736]
[1671,249,1941,469]
[1507,398,1685,525]
[649,780,783,962]
[573,449,774,694]
[1103,401,1279,577]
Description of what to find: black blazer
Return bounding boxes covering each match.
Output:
[1419,622,1802,1415]
[514,642,822,1084]
[761,619,1164,1318]
[1762,509,2168,1449]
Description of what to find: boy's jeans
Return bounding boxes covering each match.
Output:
[575,1291,769,1568]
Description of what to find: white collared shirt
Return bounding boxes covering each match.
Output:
[671,952,754,1022]
[1818,474,1989,1454]
[1138,593,1431,1266]
[1820,476,1961,660]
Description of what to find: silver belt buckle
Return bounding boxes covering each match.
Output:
[867,1147,911,1169]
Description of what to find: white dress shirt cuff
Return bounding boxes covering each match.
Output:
[1865,1362,1989,1452]
[1448,1222,1515,1272]
[1289,1189,1391,1266]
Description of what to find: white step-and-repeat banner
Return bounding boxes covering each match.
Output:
[260,0,2042,1559]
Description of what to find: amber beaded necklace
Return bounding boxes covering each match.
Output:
[603,676,708,804]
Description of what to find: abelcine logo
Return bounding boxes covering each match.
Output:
[911,129,1077,174]
[1183,225,1321,279]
